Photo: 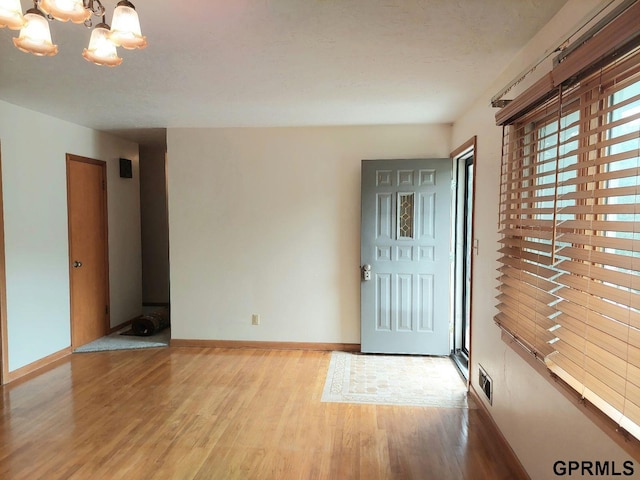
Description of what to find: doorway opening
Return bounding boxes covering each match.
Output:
[451,137,476,381]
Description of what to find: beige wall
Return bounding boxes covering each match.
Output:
[140,145,170,304]
[0,100,142,372]
[167,125,451,343]
[451,1,633,478]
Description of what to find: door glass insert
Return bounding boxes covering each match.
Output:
[397,193,415,239]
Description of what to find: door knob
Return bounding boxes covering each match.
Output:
[73,261,83,268]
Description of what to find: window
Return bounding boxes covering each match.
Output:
[496,46,640,441]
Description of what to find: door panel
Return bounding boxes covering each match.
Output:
[0,143,6,384]
[361,158,451,354]
[67,155,109,347]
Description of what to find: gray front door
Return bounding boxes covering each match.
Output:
[360,158,451,354]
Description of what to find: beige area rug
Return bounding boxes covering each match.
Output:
[321,351,472,408]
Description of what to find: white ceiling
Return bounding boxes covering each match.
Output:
[0,0,569,147]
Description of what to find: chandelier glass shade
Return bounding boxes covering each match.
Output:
[39,0,91,24]
[13,8,57,56]
[82,22,121,66]
[110,1,145,50]
[0,0,24,29]
[0,0,146,66]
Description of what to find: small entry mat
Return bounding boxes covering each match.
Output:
[321,351,471,408]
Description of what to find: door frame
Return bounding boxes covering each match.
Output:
[66,154,110,348]
[0,142,8,384]
[451,136,477,383]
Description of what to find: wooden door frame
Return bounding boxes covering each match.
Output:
[0,142,8,384]
[450,136,477,387]
[66,154,110,348]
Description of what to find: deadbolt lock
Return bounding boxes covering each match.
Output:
[361,264,372,281]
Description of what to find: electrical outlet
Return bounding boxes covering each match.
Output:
[252,314,260,325]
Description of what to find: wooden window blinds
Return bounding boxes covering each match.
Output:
[496,45,640,441]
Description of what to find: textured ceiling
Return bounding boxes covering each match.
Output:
[0,0,569,146]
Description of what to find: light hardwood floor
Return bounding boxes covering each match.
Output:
[0,348,527,479]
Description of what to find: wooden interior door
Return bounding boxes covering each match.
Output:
[67,154,109,348]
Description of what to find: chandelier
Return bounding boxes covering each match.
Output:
[0,0,147,67]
